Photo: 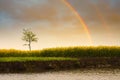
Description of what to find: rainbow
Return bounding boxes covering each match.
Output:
[62,0,93,45]
[87,0,110,34]
[87,0,113,38]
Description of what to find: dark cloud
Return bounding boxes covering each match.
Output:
[0,0,120,49]
[68,0,120,25]
[0,0,78,28]
[0,0,119,22]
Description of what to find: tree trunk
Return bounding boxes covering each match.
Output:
[29,43,31,51]
[28,36,31,51]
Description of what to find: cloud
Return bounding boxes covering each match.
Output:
[0,0,55,21]
[0,0,72,20]
[68,0,120,25]
[0,0,119,29]
[0,0,120,49]
[0,0,79,30]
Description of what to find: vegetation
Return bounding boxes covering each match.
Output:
[0,57,120,73]
[0,46,120,57]
[22,29,38,51]
[0,46,120,73]
[0,57,77,62]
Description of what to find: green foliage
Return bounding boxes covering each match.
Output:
[22,29,38,51]
[22,29,38,42]
[0,46,120,57]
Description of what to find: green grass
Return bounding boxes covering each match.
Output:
[0,46,120,57]
[0,57,78,62]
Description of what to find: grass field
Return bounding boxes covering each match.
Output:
[0,46,120,72]
[0,57,77,62]
[0,46,120,58]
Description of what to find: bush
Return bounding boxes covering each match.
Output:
[0,46,120,57]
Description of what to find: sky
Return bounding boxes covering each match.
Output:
[0,0,120,50]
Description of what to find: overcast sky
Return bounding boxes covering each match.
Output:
[0,0,120,50]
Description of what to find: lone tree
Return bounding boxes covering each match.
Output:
[22,29,38,51]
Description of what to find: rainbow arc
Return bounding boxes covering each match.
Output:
[62,0,93,45]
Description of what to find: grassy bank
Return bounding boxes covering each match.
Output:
[0,46,120,73]
[0,57,120,73]
[0,46,120,57]
[0,57,77,62]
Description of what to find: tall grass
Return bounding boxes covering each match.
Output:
[0,46,120,57]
